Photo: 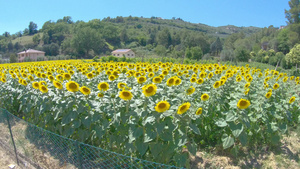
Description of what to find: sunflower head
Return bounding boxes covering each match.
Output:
[201,93,209,101]
[273,83,280,90]
[108,75,116,81]
[166,77,175,87]
[237,98,251,109]
[195,108,203,115]
[66,81,79,92]
[177,102,191,115]
[148,72,154,78]
[53,80,63,89]
[289,96,296,104]
[98,82,109,91]
[265,92,272,99]
[56,74,64,81]
[39,85,48,93]
[186,86,195,95]
[142,84,157,97]
[48,75,54,81]
[213,81,220,88]
[137,76,147,84]
[197,78,204,84]
[244,83,250,88]
[174,77,182,86]
[98,93,104,98]
[190,77,197,83]
[117,82,126,89]
[32,82,39,89]
[80,86,91,95]
[155,101,170,113]
[153,76,162,84]
[119,90,133,100]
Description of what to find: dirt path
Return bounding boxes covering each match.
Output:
[0,146,23,169]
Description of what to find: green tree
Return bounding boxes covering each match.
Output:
[210,37,223,56]
[234,46,250,62]
[29,21,38,35]
[10,53,17,63]
[154,45,167,56]
[190,46,203,60]
[285,0,300,24]
[71,27,105,58]
[185,47,192,59]
[285,44,300,68]
[277,29,290,54]
[33,34,41,45]
[120,28,129,44]
[7,41,13,52]
[157,28,172,48]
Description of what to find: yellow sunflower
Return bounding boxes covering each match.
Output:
[244,83,250,88]
[142,84,157,97]
[195,108,203,115]
[137,76,147,84]
[48,75,54,81]
[236,75,242,82]
[66,81,79,92]
[289,96,296,104]
[98,93,104,98]
[177,102,191,115]
[53,80,63,89]
[190,77,197,83]
[152,76,162,83]
[98,82,109,91]
[39,81,47,86]
[237,99,251,109]
[56,74,64,81]
[148,72,154,78]
[39,85,48,93]
[174,77,182,86]
[62,73,71,80]
[166,77,175,87]
[155,101,170,113]
[273,83,280,90]
[213,81,220,88]
[196,78,204,84]
[32,82,39,89]
[117,82,126,89]
[86,72,94,79]
[119,90,133,100]
[186,86,195,95]
[201,93,209,101]
[108,75,116,81]
[265,92,272,99]
[80,86,91,95]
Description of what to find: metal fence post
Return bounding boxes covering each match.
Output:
[75,141,83,169]
[5,109,19,165]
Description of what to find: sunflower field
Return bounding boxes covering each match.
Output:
[0,60,299,167]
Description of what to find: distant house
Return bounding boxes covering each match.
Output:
[17,49,45,62]
[112,49,135,57]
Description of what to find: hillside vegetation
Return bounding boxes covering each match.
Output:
[0,5,300,73]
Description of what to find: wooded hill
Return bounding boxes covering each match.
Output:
[1,14,300,69]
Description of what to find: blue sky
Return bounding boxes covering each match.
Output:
[0,0,290,35]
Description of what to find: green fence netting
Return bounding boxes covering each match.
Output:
[0,108,183,169]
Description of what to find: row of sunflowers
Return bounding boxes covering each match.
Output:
[0,60,299,167]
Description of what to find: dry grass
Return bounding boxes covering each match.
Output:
[190,127,300,169]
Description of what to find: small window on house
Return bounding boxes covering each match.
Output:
[128,54,130,56]
[132,54,134,56]
[117,54,119,56]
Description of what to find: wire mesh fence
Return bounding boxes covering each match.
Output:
[0,108,182,169]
